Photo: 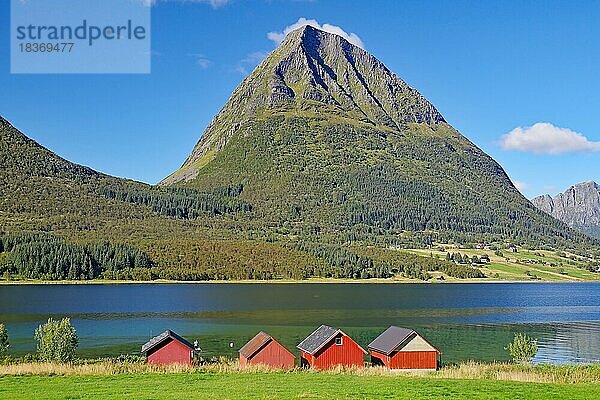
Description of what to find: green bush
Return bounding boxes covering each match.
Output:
[34,318,78,362]
[505,333,537,364]
[0,323,9,357]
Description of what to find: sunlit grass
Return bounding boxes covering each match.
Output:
[1,361,599,400]
[2,360,599,384]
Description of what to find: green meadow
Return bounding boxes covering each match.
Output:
[2,371,599,400]
[2,362,599,400]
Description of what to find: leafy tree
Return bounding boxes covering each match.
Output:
[0,323,9,357]
[505,333,537,364]
[34,318,78,362]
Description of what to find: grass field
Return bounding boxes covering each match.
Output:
[408,247,600,282]
[1,370,599,399]
[1,362,599,399]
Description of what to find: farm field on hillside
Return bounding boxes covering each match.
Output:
[407,247,600,282]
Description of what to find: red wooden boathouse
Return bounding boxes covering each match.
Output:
[141,330,196,365]
[368,326,441,370]
[297,325,366,369]
[239,331,295,368]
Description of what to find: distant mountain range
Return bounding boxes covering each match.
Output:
[0,25,597,282]
[532,181,600,239]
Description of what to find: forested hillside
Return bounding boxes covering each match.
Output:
[2,116,492,282]
[1,26,599,282]
[162,25,594,249]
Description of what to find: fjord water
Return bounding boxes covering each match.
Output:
[0,283,598,365]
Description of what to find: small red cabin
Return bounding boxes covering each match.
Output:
[368,326,441,370]
[239,331,295,368]
[297,325,366,369]
[141,330,195,365]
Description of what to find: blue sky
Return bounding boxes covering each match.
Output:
[1,0,599,198]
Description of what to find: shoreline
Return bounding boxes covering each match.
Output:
[0,278,590,285]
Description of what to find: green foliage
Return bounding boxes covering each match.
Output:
[506,333,538,364]
[139,239,329,281]
[286,242,392,279]
[355,247,484,279]
[0,232,152,280]
[180,115,597,251]
[99,183,252,219]
[35,318,79,362]
[0,323,9,357]
[1,89,600,285]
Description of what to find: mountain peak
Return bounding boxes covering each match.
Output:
[283,24,352,50]
[287,23,320,39]
[573,181,599,190]
[162,25,445,185]
[532,181,600,238]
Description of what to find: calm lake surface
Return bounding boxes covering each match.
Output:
[0,283,599,365]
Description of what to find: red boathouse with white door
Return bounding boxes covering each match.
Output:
[368,326,441,370]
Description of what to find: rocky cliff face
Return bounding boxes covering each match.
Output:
[161,25,444,185]
[532,182,600,237]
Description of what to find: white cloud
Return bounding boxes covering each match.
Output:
[512,180,530,193]
[143,0,230,8]
[189,53,211,68]
[235,65,248,75]
[501,122,600,154]
[242,51,269,64]
[234,51,269,75]
[268,17,365,49]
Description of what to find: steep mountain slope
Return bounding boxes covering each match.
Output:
[0,116,254,232]
[1,116,493,281]
[0,116,150,230]
[532,182,600,239]
[162,25,444,185]
[0,116,337,280]
[162,25,591,247]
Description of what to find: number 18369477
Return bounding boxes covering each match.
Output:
[19,42,74,53]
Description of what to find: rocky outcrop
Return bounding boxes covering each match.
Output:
[532,181,600,237]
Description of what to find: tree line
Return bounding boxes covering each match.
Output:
[0,232,152,280]
[353,247,485,279]
[99,183,252,219]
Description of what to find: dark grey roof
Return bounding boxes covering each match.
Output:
[141,330,194,354]
[297,325,340,354]
[368,326,416,355]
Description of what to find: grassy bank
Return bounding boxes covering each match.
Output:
[1,360,599,384]
[0,277,594,285]
[0,277,497,285]
[1,362,599,399]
